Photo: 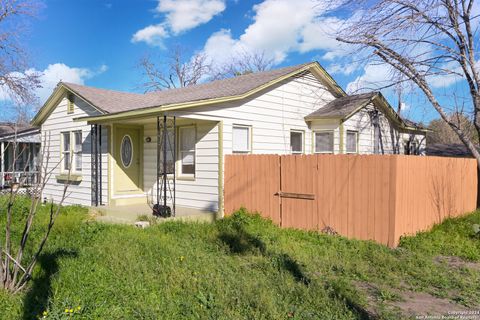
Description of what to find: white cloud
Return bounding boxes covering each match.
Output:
[0,63,108,104]
[131,24,168,47]
[132,0,226,46]
[346,64,394,94]
[157,0,226,34]
[201,0,347,67]
[327,62,359,76]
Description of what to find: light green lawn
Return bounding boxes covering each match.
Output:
[0,197,479,319]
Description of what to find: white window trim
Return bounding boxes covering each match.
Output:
[177,125,196,179]
[346,130,359,154]
[232,124,252,154]
[290,129,305,154]
[314,130,335,154]
[60,131,82,175]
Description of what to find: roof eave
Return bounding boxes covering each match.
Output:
[304,115,343,121]
[31,82,107,126]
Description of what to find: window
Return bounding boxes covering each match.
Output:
[233,125,251,153]
[315,131,334,153]
[178,126,195,176]
[290,130,304,154]
[74,131,82,171]
[346,130,358,154]
[120,135,133,168]
[62,132,71,171]
[61,131,82,173]
[67,93,74,114]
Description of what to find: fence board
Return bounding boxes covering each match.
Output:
[224,154,478,247]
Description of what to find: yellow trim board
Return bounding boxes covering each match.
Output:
[55,174,83,182]
[217,121,224,218]
[339,122,345,154]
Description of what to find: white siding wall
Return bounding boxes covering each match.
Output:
[41,96,108,206]
[342,103,426,155]
[174,72,337,156]
[143,121,220,212]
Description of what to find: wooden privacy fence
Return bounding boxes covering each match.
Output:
[224,154,478,247]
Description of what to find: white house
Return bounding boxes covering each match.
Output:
[31,62,427,216]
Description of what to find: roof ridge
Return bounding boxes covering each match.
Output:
[62,62,312,97]
[144,62,312,96]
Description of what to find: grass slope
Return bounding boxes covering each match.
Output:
[0,198,479,319]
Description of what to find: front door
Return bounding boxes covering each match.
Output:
[114,126,142,194]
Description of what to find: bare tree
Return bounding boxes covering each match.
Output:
[428,112,479,144]
[139,45,211,92]
[0,0,42,105]
[211,51,274,80]
[336,0,480,166]
[1,133,71,293]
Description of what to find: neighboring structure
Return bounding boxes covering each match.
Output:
[30,62,427,214]
[0,123,41,188]
[426,143,478,157]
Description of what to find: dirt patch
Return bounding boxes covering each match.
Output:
[435,256,480,271]
[392,290,476,318]
[355,282,480,319]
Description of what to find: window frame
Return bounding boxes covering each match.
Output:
[290,130,305,154]
[232,124,252,154]
[314,130,335,154]
[61,132,71,173]
[177,125,196,179]
[61,131,83,174]
[346,130,359,154]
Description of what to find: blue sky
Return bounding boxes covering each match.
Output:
[2,0,467,123]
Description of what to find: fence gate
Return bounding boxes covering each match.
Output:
[278,156,317,230]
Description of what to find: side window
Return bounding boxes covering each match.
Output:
[314,131,334,154]
[346,130,358,154]
[61,131,82,174]
[178,126,196,176]
[232,125,251,153]
[290,130,304,154]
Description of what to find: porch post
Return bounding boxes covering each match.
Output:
[172,116,176,216]
[0,142,4,187]
[99,125,102,205]
[156,116,160,206]
[163,115,167,209]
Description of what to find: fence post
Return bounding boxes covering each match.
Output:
[279,155,283,227]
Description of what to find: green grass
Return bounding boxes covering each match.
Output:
[0,198,479,319]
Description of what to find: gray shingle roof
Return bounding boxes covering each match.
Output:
[0,122,36,136]
[305,92,377,119]
[426,143,477,158]
[63,63,310,114]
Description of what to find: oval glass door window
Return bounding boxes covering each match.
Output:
[120,135,133,168]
